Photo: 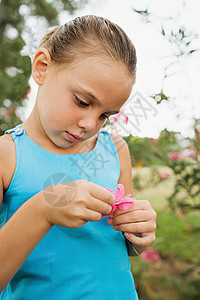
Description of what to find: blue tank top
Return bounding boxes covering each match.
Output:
[0,125,138,300]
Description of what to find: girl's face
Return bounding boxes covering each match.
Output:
[35,55,134,150]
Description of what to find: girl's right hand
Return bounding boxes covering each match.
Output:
[39,180,115,228]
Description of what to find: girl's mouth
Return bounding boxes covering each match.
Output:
[65,131,82,142]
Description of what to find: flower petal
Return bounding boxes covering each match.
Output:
[115,184,124,200]
[118,201,134,211]
[100,184,136,219]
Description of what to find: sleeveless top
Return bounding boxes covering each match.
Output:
[0,125,138,300]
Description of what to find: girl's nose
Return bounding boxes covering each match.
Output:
[78,117,98,132]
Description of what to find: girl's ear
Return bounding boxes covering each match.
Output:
[32,48,52,85]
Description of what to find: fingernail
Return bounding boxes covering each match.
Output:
[107,219,113,225]
[113,225,118,230]
[124,232,130,238]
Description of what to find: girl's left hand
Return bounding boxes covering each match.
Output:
[107,200,157,247]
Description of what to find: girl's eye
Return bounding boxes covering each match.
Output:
[100,113,109,120]
[75,96,89,107]
[75,96,108,120]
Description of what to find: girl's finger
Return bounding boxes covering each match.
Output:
[111,221,155,234]
[132,200,152,210]
[124,232,156,247]
[109,210,152,225]
[88,182,115,205]
[86,196,112,215]
[81,208,102,222]
[110,200,153,218]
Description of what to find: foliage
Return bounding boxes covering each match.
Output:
[158,124,200,212]
[126,123,200,212]
[167,159,200,211]
[132,2,200,213]
[166,120,200,212]
[130,171,200,299]
[125,129,181,168]
[124,129,181,191]
[0,0,88,135]
[124,136,160,167]
[130,210,200,299]
[133,3,199,81]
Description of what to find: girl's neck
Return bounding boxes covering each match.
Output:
[22,105,48,146]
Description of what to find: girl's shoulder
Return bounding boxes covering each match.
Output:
[109,133,127,151]
[109,133,129,156]
[0,134,16,192]
[109,133,131,169]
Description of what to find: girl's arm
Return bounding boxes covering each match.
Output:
[0,185,52,292]
[113,135,134,195]
[109,134,157,247]
[0,136,52,292]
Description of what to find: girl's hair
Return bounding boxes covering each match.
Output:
[39,15,137,77]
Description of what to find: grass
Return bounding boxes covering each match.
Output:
[132,166,173,210]
[155,211,200,263]
[134,181,171,211]
[130,167,200,300]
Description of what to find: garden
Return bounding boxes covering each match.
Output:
[1,1,199,299]
[126,130,200,299]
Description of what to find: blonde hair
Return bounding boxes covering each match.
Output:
[39,15,137,77]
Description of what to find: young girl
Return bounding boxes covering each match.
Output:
[0,15,156,299]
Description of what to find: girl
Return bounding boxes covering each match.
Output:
[0,15,156,299]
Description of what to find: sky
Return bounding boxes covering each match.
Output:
[22,0,200,138]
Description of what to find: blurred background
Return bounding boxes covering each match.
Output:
[0,0,199,299]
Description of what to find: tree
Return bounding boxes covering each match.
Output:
[132,1,200,211]
[0,0,88,135]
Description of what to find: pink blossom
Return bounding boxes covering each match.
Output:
[168,152,185,161]
[188,151,197,158]
[148,138,157,143]
[3,107,15,117]
[3,108,15,122]
[101,184,135,219]
[112,109,128,124]
[141,247,160,263]
[185,145,193,150]
[22,88,31,100]
[159,172,171,180]
[178,210,185,218]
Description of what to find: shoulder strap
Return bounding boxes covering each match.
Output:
[4,124,25,140]
[5,124,21,134]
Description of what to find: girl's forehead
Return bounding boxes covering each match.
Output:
[72,57,131,84]
[73,57,133,95]
[52,55,132,81]
[49,56,134,107]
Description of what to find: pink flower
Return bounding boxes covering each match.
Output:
[3,107,15,117]
[22,88,31,100]
[178,210,185,218]
[101,184,135,219]
[112,109,128,124]
[159,172,171,180]
[188,151,197,158]
[3,108,15,122]
[148,138,157,143]
[141,247,160,263]
[168,152,184,161]
[185,145,193,150]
